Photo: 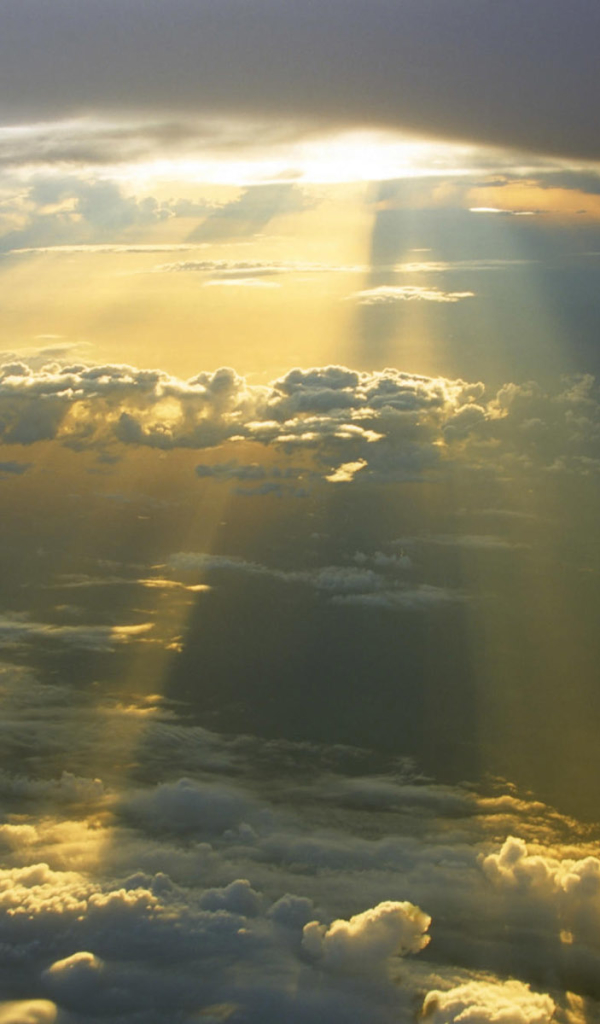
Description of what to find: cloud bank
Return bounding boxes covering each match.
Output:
[0,1,599,159]
[0,359,599,486]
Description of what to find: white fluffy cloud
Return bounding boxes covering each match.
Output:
[481,837,600,899]
[0,748,591,1023]
[422,980,555,1024]
[302,900,431,972]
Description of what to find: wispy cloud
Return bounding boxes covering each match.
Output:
[350,285,475,305]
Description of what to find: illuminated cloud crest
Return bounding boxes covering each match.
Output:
[422,980,555,1024]
[0,360,599,484]
[302,900,431,972]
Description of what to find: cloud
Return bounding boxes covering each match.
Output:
[151,257,532,278]
[302,900,430,975]
[199,879,262,917]
[0,704,596,1024]
[0,1002,57,1024]
[0,771,105,806]
[0,460,31,475]
[195,461,267,482]
[0,614,153,652]
[0,176,172,253]
[422,980,555,1024]
[469,207,540,217]
[0,118,226,170]
[152,258,368,278]
[0,1,599,159]
[9,244,204,255]
[324,459,367,483]
[51,573,209,595]
[394,535,528,552]
[331,585,465,611]
[166,551,464,611]
[0,116,306,171]
[350,285,475,305]
[120,778,261,836]
[481,836,600,899]
[42,951,104,998]
[0,341,89,371]
[186,184,311,242]
[0,360,599,489]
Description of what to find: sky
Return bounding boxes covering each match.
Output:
[1,2,600,1023]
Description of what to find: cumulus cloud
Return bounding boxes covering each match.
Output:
[481,837,600,899]
[0,1,599,160]
[0,176,172,253]
[1,359,597,485]
[302,900,431,972]
[120,777,261,836]
[0,722,597,1023]
[422,980,555,1024]
[42,950,104,995]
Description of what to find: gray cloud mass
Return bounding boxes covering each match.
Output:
[0,1,599,159]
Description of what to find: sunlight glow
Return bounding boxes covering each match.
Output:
[114,130,496,187]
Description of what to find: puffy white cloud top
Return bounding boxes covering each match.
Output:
[422,980,555,1024]
[481,837,600,898]
[302,899,431,972]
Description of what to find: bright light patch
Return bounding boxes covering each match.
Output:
[325,459,367,483]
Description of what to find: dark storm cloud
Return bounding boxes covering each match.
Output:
[0,1,599,160]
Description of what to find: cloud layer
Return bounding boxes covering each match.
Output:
[0,1,599,159]
[1,359,599,487]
